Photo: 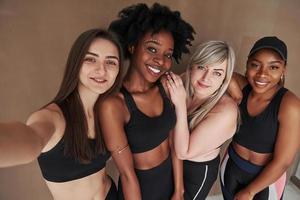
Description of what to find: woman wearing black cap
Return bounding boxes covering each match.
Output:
[220,36,300,200]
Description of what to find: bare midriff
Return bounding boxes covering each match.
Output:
[232,142,272,166]
[46,168,111,200]
[133,139,170,170]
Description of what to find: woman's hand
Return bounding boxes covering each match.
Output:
[234,189,254,200]
[170,191,184,200]
[166,72,187,108]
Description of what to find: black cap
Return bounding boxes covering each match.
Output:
[248,36,287,61]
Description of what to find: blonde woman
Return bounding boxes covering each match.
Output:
[166,41,238,199]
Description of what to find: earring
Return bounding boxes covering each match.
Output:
[280,74,285,86]
[128,46,134,54]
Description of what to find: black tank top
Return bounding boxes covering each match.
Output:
[233,84,288,153]
[121,82,176,153]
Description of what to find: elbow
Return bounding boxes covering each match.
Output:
[176,154,186,160]
[272,157,294,172]
[281,158,295,170]
[175,150,189,160]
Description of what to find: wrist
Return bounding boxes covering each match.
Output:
[174,188,184,195]
[174,103,187,113]
[245,188,255,198]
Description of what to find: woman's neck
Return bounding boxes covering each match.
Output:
[187,95,208,114]
[250,84,281,102]
[78,86,99,119]
[123,67,156,92]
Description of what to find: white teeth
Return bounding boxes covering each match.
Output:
[255,81,267,86]
[92,78,105,83]
[148,65,161,74]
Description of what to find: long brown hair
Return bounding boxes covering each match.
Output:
[51,29,124,163]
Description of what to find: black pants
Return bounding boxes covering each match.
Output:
[220,145,286,200]
[183,155,220,200]
[105,178,118,200]
[118,155,174,200]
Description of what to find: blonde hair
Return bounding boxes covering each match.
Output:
[185,41,235,130]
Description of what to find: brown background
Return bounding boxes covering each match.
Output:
[1,0,300,199]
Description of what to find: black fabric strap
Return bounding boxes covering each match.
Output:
[120,86,137,113]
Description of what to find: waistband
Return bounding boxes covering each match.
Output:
[184,154,220,166]
[135,155,172,176]
[228,145,264,174]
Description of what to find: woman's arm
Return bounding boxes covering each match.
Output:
[167,72,237,160]
[234,92,300,200]
[0,107,56,167]
[99,96,141,200]
[169,131,184,200]
[227,72,248,104]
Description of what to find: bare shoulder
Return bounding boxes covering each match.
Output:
[279,90,300,119]
[26,103,64,126]
[23,103,65,148]
[99,93,129,122]
[100,93,126,111]
[212,94,238,116]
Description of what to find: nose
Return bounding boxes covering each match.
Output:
[153,54,164,66]
[95,63,107,75]
[201,68,210,82]
[257,66,268,77]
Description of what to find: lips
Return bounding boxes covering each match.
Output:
[90,77,107,84]
[254,79,269,87]
[146,64,161,76]
[197,80,210,88]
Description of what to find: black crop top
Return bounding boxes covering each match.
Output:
[121,82,176,153]
[38,138,110,182]
[233,84,288,153]
[37,102,110,183]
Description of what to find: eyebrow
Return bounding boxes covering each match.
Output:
[86,52,99,57]
[86,52,119,61]
[106,56,119,61]
[269,60,283,64]
[145,40,174,51]
[146,39,161,45]
[213,69,225,72]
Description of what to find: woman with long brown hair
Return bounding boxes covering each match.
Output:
[0,28,123,200]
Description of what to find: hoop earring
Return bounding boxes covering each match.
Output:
[280,74,285,86]
[128,46,135,54]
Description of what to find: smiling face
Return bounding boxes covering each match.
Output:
[78,38,120,95]
[246,48,286,94]
[130,30,174,83]
[190,59,227,99]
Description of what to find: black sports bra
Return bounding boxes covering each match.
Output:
[233,84,288,153]
[38,137,110,182]
[121,82,176,153]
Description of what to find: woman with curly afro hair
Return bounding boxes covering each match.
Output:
[99,3,195,200]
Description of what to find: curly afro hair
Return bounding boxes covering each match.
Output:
[109,3,195,63]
